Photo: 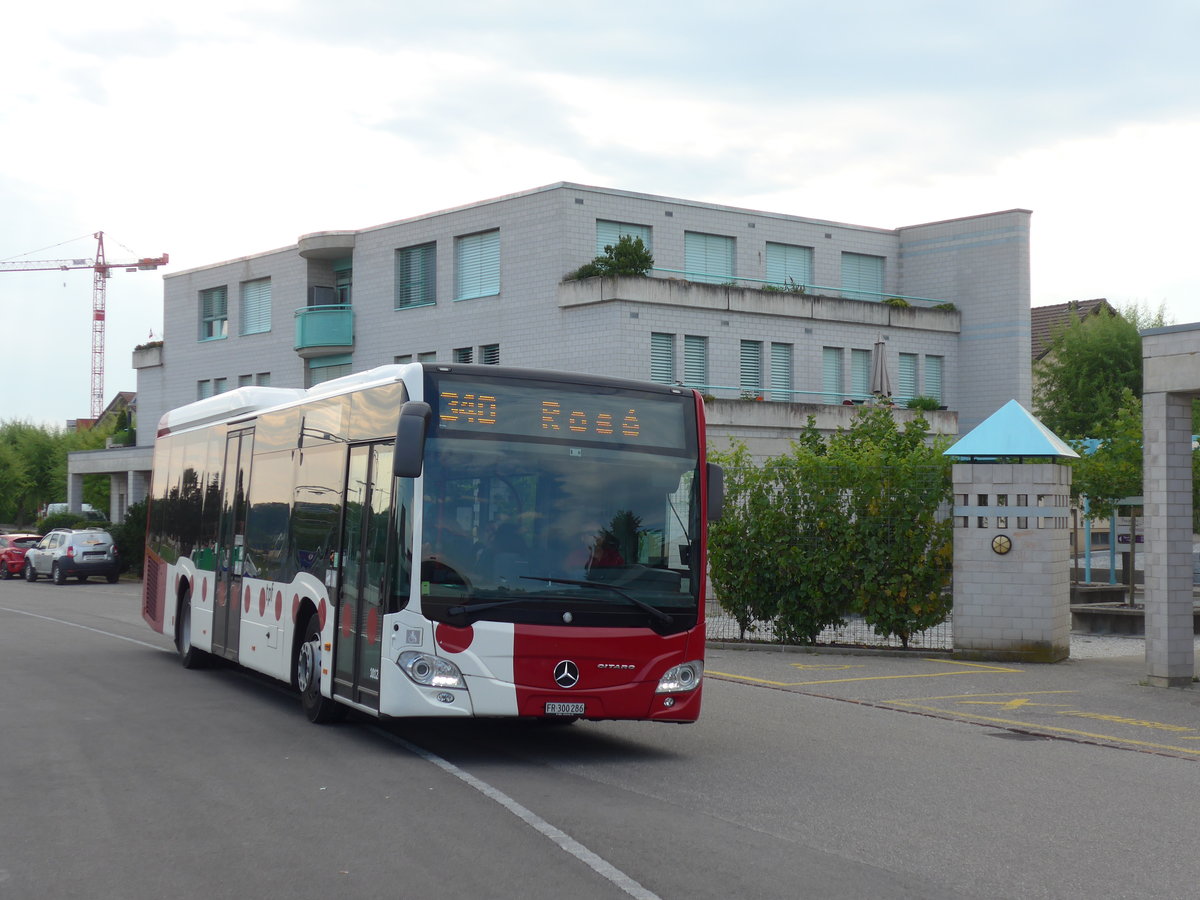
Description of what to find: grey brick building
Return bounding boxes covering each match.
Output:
[74,182,1032,519]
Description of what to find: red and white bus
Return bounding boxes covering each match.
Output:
[142,363,723,724]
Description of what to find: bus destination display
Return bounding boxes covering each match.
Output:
[433,377,689,450]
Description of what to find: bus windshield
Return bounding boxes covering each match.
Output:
[418,434,701,630]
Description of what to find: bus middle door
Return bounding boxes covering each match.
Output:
[333,442,395,710]
[213,427,254,661]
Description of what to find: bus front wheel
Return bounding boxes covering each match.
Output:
[296,615,346,724]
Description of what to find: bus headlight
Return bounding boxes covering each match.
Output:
[656,660,703,693]
[397,651,466,689]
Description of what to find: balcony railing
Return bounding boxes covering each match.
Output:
[294,304,354,358]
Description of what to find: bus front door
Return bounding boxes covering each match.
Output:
[213,427,254,661]
[333,442,394,710]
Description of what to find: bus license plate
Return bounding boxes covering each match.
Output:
[545,702,585,716]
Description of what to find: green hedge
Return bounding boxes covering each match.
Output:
[709,407,953,647]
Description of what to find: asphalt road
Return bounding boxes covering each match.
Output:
[2,580,1198,899]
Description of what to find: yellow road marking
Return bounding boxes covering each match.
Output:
[708,658,1020,687]
[959,698,1069,711]
[890,700,1200,757]
[789,663,865,671]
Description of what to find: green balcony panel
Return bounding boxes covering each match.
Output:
[294,305,354,358]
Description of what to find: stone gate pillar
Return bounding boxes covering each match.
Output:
[951,462,1072,662]
[944,400,1079,662]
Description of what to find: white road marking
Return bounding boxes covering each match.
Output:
[378,729,662,900]
[0,606,171,652]
[3,603,661,899]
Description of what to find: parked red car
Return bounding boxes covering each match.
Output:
[1,534,42,579]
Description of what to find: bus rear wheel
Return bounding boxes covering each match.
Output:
[177,588,209,669]
[296,615,346,724]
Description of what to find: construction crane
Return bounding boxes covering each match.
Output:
[0,232,169,418]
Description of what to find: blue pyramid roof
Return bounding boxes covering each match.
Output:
[944,400,1079,459]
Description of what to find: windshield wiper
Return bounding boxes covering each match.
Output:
[519,575,673,625]
[446,576,673,626]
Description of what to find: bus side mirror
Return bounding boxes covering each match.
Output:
[394,401,432,478]
[706,462,724,522]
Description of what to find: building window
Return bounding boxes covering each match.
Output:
[238,374,253,387]
[418,351,437,363]
[213,377,228,395]
[453,347,473,363]
[925,355,943,403]
[454,230,500,300]
[684,232,734,284]
[850,348,871,401]
[898,352,918,401]
[334,259,352,305]
[306,354,352,388]
[239,278,271,335]
[841,253,884,301]
[256,372,270,386]
[822,347,845,404]
[596,220,652,254]
[480,343,500,365]
[395,242,437,309]
[769,342,793,401]
[740,340,763,398]
[650,332,675,383]
[765,243,813,290]
[199,286,228,340]
[683,335,707,386]
[395,354,413,365]
[197,379,212,400]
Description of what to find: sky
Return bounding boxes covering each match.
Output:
[2,0,1198,427]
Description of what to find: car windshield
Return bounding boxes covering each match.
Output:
[13,537,39,548]
[417,435,701,628]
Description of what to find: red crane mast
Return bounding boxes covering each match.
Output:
[0,232,169,418]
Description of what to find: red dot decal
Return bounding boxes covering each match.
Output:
[317,598,327,631]
[275,591,283,621]
[243,585,251,613]
[258,587,267,617]
[435,623,474,654]
[366,607,378,645]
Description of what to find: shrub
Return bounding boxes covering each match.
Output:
[906,395,941,411]
[883,297,911,308]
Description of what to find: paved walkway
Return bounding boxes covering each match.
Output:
[705,636,1200,760]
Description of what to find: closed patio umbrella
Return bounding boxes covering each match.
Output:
[870,339,892,398]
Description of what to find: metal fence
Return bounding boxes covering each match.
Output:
[705,601,953,651]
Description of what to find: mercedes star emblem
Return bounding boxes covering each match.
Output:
[553,659,580,688]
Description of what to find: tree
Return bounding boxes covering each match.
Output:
[1034,309,1142,439]
[565,235,654,280]
[1034,302,1169,440]
[0,419,115,525]
[1068,389,1144,513]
